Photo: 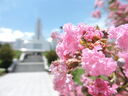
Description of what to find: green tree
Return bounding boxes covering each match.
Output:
[0,44,14,71]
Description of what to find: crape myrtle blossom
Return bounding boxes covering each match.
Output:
[92,9,101,18]
[56,23,103,60]
[50,60,84,96]
[118,52,128,77]
[56,74,76,96]
[51,31,64,42]
[51,23,128,95]
[56,24,80,60]
[50,60,75,95]
[93,0,128,26]
[50,60,67,92]
[81,25,103,41]
[108,24,128,51]
[81,74,92,86]
[50,60,67,77]
[95,0,104,8]
[75,23,103,42]
[51,31,60,39]
[88,78,116,96]
[82,48,117,76]
[75,86,85,96]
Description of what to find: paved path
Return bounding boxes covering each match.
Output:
[0,72,58,96]
[0,55,59,96]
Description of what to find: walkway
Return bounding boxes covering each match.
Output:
[0,72,58,96]
[0,55,58,96]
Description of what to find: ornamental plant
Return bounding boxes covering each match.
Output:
[92,0,128,27]
[50,23,128,96]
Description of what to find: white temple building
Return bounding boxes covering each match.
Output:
[13,19,50,52]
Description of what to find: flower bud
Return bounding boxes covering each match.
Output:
[66,58,80,69]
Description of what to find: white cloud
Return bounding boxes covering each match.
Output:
[84,15,108,29]
[89,18,107,29]
[0,27,34,42]
[51,28,60,33]
[47,37,53,42]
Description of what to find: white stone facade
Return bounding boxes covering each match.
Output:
[13,19,50,51]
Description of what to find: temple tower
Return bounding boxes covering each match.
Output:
[35,19,42,40]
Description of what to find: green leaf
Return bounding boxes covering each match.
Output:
[72,68,85,85]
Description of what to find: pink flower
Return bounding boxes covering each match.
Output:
[124,17,128,21]
[77,23,103,41]
[108,27,118,39]
[108,24,128,51]
[77,24,103,41]
[75,86,84,96]
[82,48,117,76]
[84,26,103,41]
[108,12,115,18]
[56,23,104,60]
[53,74,66,92]
[116,91,128,96]
[117,32,128,51]
[88,79,116,96]
[50,61,76,95]
[125,6,128,13]
[51,31,59,39]
[50,60,67,77]
[81,74,92,86]
[58,74,76,96]
[118,52,128,77]
[92,10,101,18]
[95,0,104,8]
[56,24,80,60]
[56,42,70,60]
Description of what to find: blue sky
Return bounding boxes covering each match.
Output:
[0,0,106,40]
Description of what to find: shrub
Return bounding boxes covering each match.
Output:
[14,50,22,59]
[43,50,58,66]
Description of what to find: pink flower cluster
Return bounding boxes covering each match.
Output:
[108,24,128,51]
[92,9,101,18]
[118,52,128,77]
[56,24,79,60]
[82,48,117,76]
[50,60,73,95]
[95,0,104,8]
[82,25,103,41]
[50,23,128,96]
[56,23,103,60]
[88,78,116,96]
[93,0,128,26]
[108,0,128,26]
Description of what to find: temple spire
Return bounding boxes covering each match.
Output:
[35,18,42,40]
